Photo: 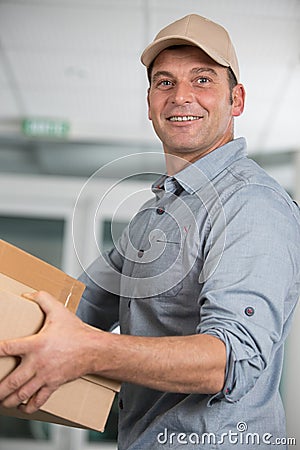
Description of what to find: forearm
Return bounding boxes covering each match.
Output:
[87,330,226,394]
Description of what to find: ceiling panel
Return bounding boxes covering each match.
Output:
[0,2,145,53]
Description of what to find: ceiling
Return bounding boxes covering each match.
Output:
[0,0,299,155]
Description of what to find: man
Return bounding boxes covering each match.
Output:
[0,14,299,450]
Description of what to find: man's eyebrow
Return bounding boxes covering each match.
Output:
[151,70,174,83]
[191,67,219,77]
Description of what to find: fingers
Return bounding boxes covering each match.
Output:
[0,355,55,413]
[0,362,36,406]
[19,386,54,414]
[0,369,54,413]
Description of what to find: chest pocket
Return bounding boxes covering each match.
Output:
[120,226,184,299]
[148,228,184,298]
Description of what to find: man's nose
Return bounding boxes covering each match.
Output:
[171,82,193,105]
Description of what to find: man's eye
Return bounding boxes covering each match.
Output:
[158,80,172,87]
[196,77,210,84]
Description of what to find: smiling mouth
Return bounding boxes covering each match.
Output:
[168,115,202,122]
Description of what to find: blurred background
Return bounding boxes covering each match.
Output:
[0,0,299,449]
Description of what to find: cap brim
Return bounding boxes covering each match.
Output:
[141,36,230,69]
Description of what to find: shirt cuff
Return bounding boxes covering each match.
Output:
[202,328,266,405]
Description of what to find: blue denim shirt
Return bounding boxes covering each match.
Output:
[77,138,300,449]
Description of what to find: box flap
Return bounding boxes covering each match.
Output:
[0,273,36,296]
[82,374,120,392]
[0,405,92,430]
[0,239,85,312]
[0,377,115,432]
[0,377,116,432]
[41,377,115,431]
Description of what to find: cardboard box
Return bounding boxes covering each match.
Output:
[0,239,120,431]
[0,239,85,313]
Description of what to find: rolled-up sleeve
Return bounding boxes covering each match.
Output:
[197,183,300,403]
[76,248,121,331]
[76,227,129,330]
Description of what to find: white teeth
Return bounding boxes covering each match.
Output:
[169,116,200,122]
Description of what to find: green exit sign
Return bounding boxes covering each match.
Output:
[22,118,70,138]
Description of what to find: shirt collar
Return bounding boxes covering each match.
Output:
[152,138,247,196]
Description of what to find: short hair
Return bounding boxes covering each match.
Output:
[227,66,238,92]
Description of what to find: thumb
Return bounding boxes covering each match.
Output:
[22,291,62,315]
[0,334,33,357]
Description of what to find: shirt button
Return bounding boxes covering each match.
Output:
[119,399,124,410]
[138,249,144,258]
[245,306,255,317]
[156,207,165,215]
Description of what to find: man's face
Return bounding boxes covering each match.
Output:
[147,46,245,162]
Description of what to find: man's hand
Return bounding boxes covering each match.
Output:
[0,290,101,414]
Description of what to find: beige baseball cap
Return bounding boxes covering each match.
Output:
[141,14,240,82]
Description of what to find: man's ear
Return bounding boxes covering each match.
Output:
[232,84,246,117]
[147,88,152,121]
